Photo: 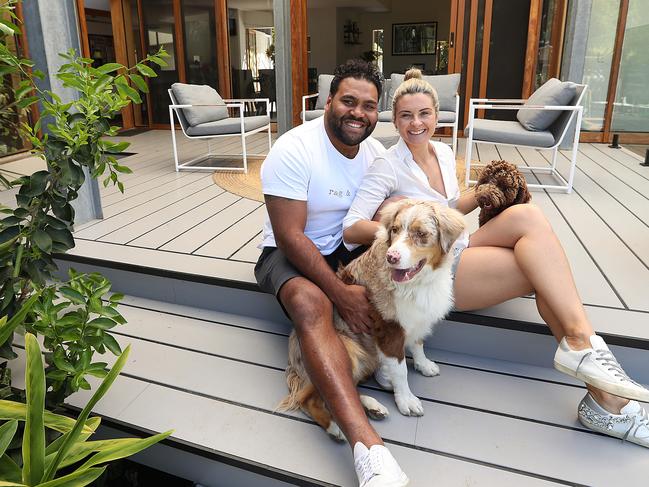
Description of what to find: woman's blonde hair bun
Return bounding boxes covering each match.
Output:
[391,68,439,119]
[404,67,423,81]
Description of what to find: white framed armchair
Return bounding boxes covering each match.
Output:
[464,79,587,193]
[168,83,272,173]
[301,74,333,123]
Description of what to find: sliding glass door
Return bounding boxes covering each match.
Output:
[611,0,649,134]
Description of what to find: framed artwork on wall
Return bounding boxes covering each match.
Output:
[392,22,437,56]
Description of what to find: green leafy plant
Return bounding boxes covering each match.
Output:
[0,0,167,407]
[0,333,172,485]
[25,270,126,408]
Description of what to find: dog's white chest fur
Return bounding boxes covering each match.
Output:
[393,265,454,342]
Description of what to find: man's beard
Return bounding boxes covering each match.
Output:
[326,113,374,146]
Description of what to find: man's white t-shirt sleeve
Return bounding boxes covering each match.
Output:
[261,136,310,201]
[342,156,397,250]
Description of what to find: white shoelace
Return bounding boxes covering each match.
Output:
[623,407,649,442]
[577,348,640,385]
[355,451,383,484]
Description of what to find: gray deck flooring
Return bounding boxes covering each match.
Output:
[11,294,649,486]
[51,127,649,341]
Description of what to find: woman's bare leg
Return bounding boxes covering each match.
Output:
[453,204,629,412]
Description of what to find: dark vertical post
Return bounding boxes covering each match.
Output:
[609,133,620,148]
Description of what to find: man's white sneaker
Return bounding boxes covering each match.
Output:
[578,393,649,448]
[554,335,649,402]
[353,442,409,487]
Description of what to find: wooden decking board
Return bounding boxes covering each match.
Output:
[81,335,597,485]
[579,144,649,198]
[127,191,241,248]
[85,381,564,486]
[101,172,207,218]
[525,151,648,311]
[108,304,594,432]
[66,239,257,283]
[230,231,263,262]
[472,295,649,346]
[48,306,645,486]
[100,185,227,245]
[576,146,649,226]
[101,169,200,207]
[75,175,216,241]
[595,145,649,181]
[162,198,262,253]
[194,205,268,259]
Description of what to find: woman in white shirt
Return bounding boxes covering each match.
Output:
[343,69,649,447]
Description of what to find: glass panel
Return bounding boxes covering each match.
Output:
[182,0,219,88]
[372,29,384,74]
[578,0,620,132]
[141,0,180,124]
[611,0,649,133]
[228,2,275,120]
[0,9,33,158]
[535,0,563,89]
[485,0,531,120]
[122,0,149,126]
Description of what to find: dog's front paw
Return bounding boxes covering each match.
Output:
[414,358,440,377]
[326,421,346,442]
[360,395,390,420]
[395,392,424,416]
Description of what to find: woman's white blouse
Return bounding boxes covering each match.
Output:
[343,137,469,250]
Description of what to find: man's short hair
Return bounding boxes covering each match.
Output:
[329,59,382,100]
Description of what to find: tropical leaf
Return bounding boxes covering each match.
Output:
[79,431,172,470]
[0,420,17,457]
[0,401,96,434]
[23,334,46,485]
[0,292,41,347]
[35,466,106,487]
[41,346,131,481]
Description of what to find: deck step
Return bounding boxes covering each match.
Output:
[54,254,649,379]
[11,294,648,487]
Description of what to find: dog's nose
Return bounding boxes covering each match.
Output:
[386,250,400,265]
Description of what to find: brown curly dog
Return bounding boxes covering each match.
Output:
[475,160,532,226]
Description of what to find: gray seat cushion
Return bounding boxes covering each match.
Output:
[171,83,229,126]
[389,73,460,112]
[516,78,577,131]
[379,79,391,111]
[303,110,325,121]
[315,75,334,109]
[465,119,556,148]
[186,115,270,136]
[437,110,456,124]
[378,110,392,122]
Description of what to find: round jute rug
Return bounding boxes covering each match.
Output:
[212,157,480,202]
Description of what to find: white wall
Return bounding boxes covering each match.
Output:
[307,7,338,75]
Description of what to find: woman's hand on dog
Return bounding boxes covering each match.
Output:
[333,283,373,334]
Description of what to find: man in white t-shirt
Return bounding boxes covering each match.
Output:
[255,60,409,487]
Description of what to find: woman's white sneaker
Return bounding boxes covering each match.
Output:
[353,442,409,487]
[554,335,649,402]
[578,393,649,447]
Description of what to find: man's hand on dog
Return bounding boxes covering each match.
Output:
[333,283,373,334]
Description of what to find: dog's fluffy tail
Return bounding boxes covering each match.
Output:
[276,365,313,412]
[276,334,371,412]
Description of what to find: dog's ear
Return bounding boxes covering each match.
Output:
[436,206,466,253]
[513,173,532,205]
[378,199,411,231]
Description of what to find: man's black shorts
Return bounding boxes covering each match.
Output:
[254,243,366,297]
